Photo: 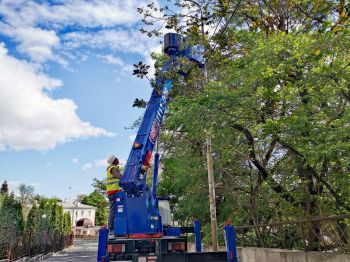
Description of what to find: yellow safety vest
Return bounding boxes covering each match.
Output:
[106,164,122,193]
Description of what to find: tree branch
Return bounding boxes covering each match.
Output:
[276,137,350,213]
[263,138,277,165]
[232,124,298,205]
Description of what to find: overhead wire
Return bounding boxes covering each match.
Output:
[205,0,243,65]
[208,1,227,38]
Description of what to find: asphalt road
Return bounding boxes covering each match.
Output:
[42,239,98,262]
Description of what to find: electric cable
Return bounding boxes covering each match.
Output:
[205,0,243,65]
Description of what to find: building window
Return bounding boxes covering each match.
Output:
[88,211,91,217]
[81,211,84,216]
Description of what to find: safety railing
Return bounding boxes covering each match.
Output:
[234,214,350,252]
[0,226,73,261]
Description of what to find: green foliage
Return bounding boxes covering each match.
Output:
[150,4,350,249]
[0,182,73,257]
[0,180,9,195]
[25,198,72,255]
[26,203,38,230]
[63,212,72,235]
[0,194,25,258]
[0,193,24,233]
[158,138,210,224]
[133,0,350,250]
[81,190,108,226]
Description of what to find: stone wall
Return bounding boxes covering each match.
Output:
[237,247,350,262]
[187,243,350,262]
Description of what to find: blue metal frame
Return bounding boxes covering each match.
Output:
[193,219,202,252]
[224,224,238,262]
[97,227,109,262]
[152,153,160,199]
[113,191,127,236]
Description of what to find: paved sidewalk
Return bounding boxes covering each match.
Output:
[42,239,98,262]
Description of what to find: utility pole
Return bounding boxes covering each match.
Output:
[198,2,219,251]
[206,133,218,251]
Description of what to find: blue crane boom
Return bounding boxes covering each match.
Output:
[119,33,204,197]
[119,78,172,196]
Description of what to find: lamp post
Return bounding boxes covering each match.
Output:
[40,212,48,253]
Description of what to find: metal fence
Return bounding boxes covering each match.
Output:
[235,214,350,252]
[0,226,73,261]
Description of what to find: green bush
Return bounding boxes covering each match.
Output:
[0,197,73,259]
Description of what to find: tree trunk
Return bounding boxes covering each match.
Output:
[206,134,219,251]
[305,197,321,251]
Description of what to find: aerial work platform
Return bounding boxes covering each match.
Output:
[97,33,238,262]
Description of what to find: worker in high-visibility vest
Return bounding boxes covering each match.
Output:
[106,155,122,232]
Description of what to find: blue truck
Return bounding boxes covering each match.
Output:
[97,33,238,262]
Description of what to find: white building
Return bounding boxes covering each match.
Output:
[61,201,96,227]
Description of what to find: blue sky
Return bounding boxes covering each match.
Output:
[0,0,164,199]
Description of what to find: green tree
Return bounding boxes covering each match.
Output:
[62,212,72,236]
[18,183,34,208]
[92,178,106,194]
[139,0,350,251]
[26,199,71,255]
[0,193,25,257]
[0,180,9,195]
[26,203,38,231]
[0,193,24,233]
[159,30,350,249]
[81,190,108,226]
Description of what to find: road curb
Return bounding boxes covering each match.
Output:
[11,252,54,262]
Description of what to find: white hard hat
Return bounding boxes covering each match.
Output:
[107,155,117,164]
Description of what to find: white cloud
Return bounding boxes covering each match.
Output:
[0,0,150,63]
[15,27,60,62]
[0,0,141,28]
[82,163,93,170]
[72,158,79,164]
[63,29,158,55]
[0,0,163,71]
[101,54,125,66]
[100,54,132,76]
[0,43,115,151]
[83,157,126,170]
[0,1,164,152]
[129,134,136,141]
[0,142,6,151]
[63,30,160,76]
[0,22,59,62]
[82,158,107,170]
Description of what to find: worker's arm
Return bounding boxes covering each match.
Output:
[110,167,122,179]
